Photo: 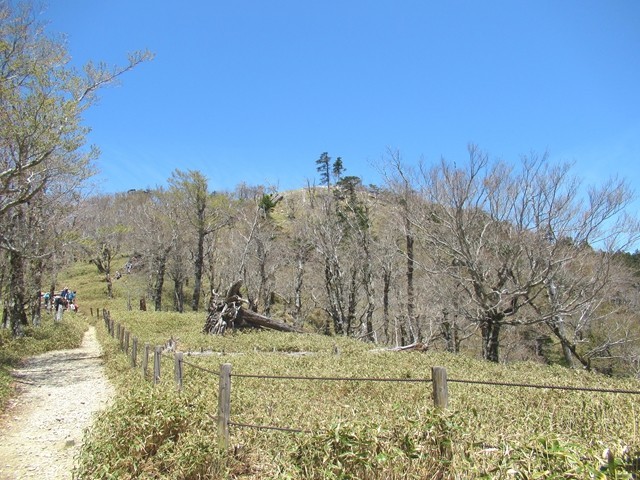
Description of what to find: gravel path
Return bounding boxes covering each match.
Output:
[0,326,114,480]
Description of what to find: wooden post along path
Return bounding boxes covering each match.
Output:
[217,363,232,450]
[432,366,449,409]
[154,346,162,385]
[131,337,138,368]
[174,352,183,391]
[142,343,150,379]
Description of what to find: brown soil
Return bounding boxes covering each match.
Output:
[0,326,113,479]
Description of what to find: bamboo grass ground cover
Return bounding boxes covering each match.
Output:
[80,304,640,479]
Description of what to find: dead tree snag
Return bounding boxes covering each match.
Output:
[203,280,302,335]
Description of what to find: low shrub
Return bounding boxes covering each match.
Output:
[74,382,234,479]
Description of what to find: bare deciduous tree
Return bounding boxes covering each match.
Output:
[0,3,152,333]
[387,144,640,363]
[168,170,229,311]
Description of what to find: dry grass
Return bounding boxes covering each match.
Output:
[65,262,640,478]
[78,302,640,479]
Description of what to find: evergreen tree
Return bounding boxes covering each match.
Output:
[316,152,331,186]
[332,157,345,182]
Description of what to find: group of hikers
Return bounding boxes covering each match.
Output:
[42,287,78,321]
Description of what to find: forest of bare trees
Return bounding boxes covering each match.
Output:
[2,3,640,376]
[12,147,640,374]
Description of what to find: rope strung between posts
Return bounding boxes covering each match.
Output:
[103,316,640,445]
[102,313,640,397]
[448,378,640,395]
[175,357,640,395]
[206,413,310,434]
[232,372,433,383]
[181,358,220,377]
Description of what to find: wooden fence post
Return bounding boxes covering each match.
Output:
[217,363,232,450]
[116,323,121,342]
[174,352,183,391]
[432,366,448,410]
[142,343,150,379]
[90,307,94,318]
[154,346,162,385]
[109,318,114,337]
[124,330,130,354]
[131,337,138,368]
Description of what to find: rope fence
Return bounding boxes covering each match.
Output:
[448,377,640,395]
[98,309,640,449]
[181,358,221,377]
[232,372,432,383]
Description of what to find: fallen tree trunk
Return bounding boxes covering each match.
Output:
[203,280,302,335]
[388,342,428,352]
[236,308,302,333]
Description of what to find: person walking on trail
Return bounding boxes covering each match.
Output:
[43,291,50,311]
[54,296,67,322]
[66,290,78,313]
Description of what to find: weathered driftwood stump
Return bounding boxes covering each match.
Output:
[203,280,302,335]
[202,280,244,335]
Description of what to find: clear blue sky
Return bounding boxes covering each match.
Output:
[42,1,640,205]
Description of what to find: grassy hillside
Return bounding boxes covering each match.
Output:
[67,262,640,479]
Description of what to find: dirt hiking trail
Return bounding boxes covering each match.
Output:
[0,326,113,479]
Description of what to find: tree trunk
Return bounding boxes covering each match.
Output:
[346,267,358,336]
[441,310,459,353]
[324,261,344,335]
[546,317,590,370]
[0,266,5,311]
[8,248,28,337]
[481,314,502,362]
[293,255,304,324]
[405,217,416,344]
[174,277,184,313]
[555,315,578,368]
[382,268,391,343]
[106,273,113,298]
[152,254,167,311]
[30,257,44,327]
[191,228,205,312]
[31,289,42,327]
[545,282,582,368]
[204,280,302,334]
[237,309,302,333]
[397,316,408,347]
[361,236,375,342]
[256,238,270,315]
